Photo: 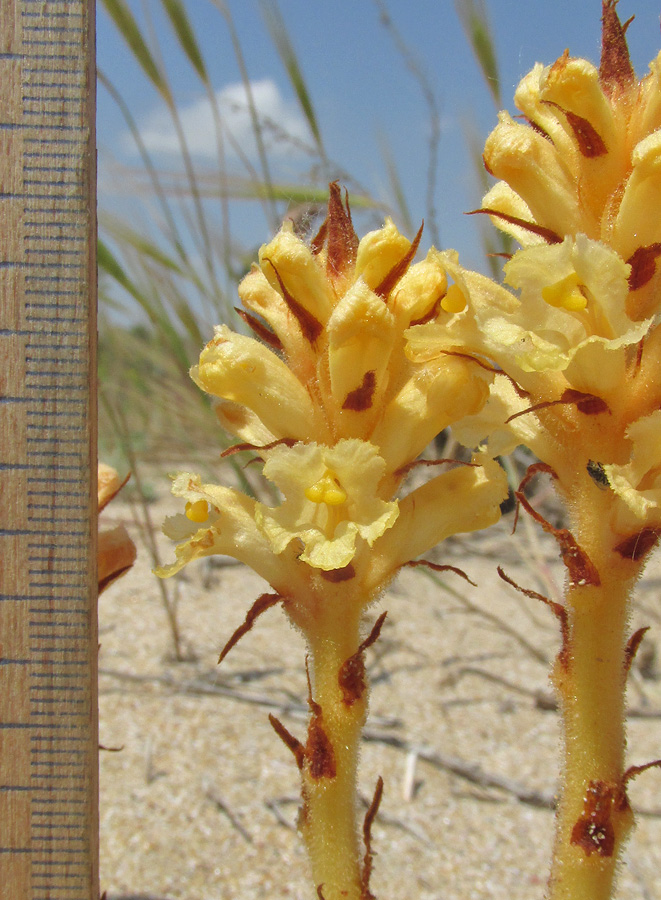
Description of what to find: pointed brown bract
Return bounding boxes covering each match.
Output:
[624,626,650,674]
[466,208,563,244]
[326,181,358,282]
[263,257,324,345]
[338,611,387,706]
[599,0,636,97]
[218,592,284,663]
[374,221,424,299]
[269,713,305,770]
[360,776,384,900]
[545,103,608,158]
[497,566,570,668]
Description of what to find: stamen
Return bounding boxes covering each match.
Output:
[542,272,587,311]
[440,284,467,313]
[305,470,347,506]
[185,499,209,523]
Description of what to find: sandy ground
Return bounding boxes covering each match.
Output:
[98,492,661,900]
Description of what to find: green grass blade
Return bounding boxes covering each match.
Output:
[455,0,501,108]
[100,0,171,101]
[260,0,326,162]
[160,0,208,83]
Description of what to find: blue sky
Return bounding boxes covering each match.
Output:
[96,0,661,278]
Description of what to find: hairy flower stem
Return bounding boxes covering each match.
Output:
[548,485,638,900]
[292,588,372,900]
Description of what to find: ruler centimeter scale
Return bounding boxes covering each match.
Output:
[1,3,98,900]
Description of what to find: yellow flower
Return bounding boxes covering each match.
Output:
[481,11,661,322]
[255,440,398,571]
[158,184,507,585]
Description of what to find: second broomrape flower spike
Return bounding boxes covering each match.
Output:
[157,183,508,899]
[405,5,661,899]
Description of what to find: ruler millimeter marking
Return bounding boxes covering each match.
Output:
[0,3,98,900]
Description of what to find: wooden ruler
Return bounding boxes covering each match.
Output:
[0,2,98,899]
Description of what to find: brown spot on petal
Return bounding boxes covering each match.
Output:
[268,714,305,770]
[615,527,661,562]
[361,776,383,900]
[571,780,624,857]
[218,592,284,663]
[234,307,284,352]
[466,208,563,244]
[326,181,359,280]
[624,626,650,674]
[599,0,636,98]
[263,257,324,345]
[627,244,661,291]
[319,563,356,582]
[338,612,387,706]
[374,221,424,299]
[545,101,607,158]
[506,389,610,424]
[342,370,376,411]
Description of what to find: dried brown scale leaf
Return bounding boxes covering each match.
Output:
[544,101,608,158]
[570,780,626,857]
[338,612,387,706]
[310,216,327,255]
[614,527,661,562]
[263,256,324,345]
[624,626,650,674]
[220,437,296,458]
[439,349,531,398]
[217,592,284,664]
[360,776,384,900]
[506,390,610,424]
[326,181,359,279]
[626,244,661,290]
[599,0,636,97]
[466,208,563,244]
[316,886,326,900]
[404,559,477,587]
[394,457,477,478]
[306,712,337,780]
[373,221,424,299]
[516,489,601,586]
[268,713,305,770]
[234,307,283,351]
[623,757,661,784]
[497,566,570,668]
[342,370,376,411]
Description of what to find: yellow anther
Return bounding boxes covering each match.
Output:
[304,470,347,506]
[185,499,209,523]
[542,272,587,311]
[440,284,467,314]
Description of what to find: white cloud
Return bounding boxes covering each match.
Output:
[129,78,311,160]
